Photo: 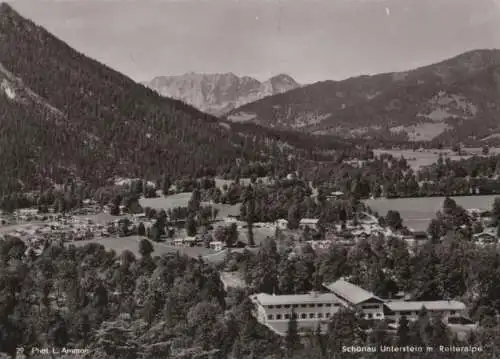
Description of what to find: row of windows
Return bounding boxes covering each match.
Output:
[395,310,457,316]
[267,312,332,320]
[365,313,383,319]
[268,303,339,309]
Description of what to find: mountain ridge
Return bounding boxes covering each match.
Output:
[226,48,500,145]
[0,3,276,192]
[0,2,354,194]
[142,72,300,116]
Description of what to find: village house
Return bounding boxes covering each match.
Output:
[172,236,199,247]
[473,232,497,245]
[299,218,319,231]
[209,240,225,251]
[274,218,288,230]
[326,191,344,201]
[306,240,336,251]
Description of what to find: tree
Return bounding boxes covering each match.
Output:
[48,312,69,350]
[396,315,410,346]
[247,222,255,247]
[242,185,256,247]
[385,210,403,230]
[327,309,365,353]
[427,218,443,242]
[492,198,500,226]
[442,197,457,216]
[110,204,120,216]
[211,207,219,221]
[188,189,201,213]
[139,239,154,258]
[287,203,301,230]
[137,222,146,236]
[149,225,161,242]
[368,321,391,357]
[161,175,171,196]
[185,215,197,237]
[285,310,301,357]
[227,223,239,248]
[92,314,144,359]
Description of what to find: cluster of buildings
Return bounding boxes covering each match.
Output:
[275,212,430,252]
[466,208,499,246]
[0,215,111,254]
[250,279,471,336]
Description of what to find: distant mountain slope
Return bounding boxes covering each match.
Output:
[142,72,300,116]
[226,49,500,145]
[0,3,351,194]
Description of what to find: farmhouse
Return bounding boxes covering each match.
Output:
[473,232,497,245]
[173,236,199,247]
[299,218,319,231]
[275,218,288,230]
[209,240,225,251]
[326,191,344,201]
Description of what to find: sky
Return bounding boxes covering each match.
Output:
[7,0,500,84]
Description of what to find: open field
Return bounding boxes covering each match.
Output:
[237,225,276,245]
[79,213,127,224]
[365,195,500,231]
[374,147,500,170]
[70,235,226,262]
[0,221,45,234]
[139,192,241,219]
[139,192,192,210]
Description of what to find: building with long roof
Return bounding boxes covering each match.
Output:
[249,292,342,336]
[322,279,385,320]
[250,278,468,336]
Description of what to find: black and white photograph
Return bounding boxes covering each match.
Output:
[1,0,500,358]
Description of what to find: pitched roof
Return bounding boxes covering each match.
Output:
[384,301,466,312]
[299,218,319,224]
[323,279,383,305]
[251,292,341,306]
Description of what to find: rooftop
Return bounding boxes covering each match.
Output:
[384,301,466,312]
[251,292,341,306]
[330,191,344,196]
[299,218,319,224]
[323,279,383,305]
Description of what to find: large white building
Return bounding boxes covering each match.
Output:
[250,279,468,336]
[383,300,466,323]
[250,292,342,336]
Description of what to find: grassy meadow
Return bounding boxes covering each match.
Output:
[365,195,500,231]
[373,147,500,170]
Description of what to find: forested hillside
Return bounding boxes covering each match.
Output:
[2,197,500,358]
[0,3,353,196]
[227,49,500,145]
